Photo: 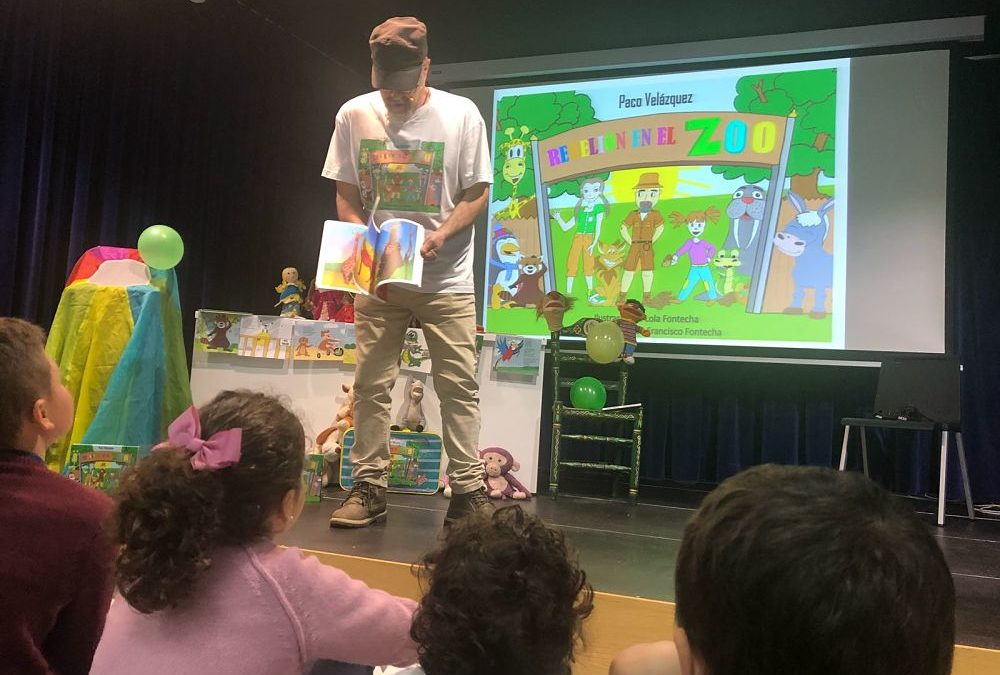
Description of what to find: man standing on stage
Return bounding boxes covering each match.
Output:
[322,16,493,528]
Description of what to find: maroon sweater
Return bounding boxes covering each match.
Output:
[0,450,115,675]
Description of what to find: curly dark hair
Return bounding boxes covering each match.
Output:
[114,390,304,613]
[411,506,593,675]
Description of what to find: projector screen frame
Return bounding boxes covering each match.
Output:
[430,16,984,87]
[446,40,969,361]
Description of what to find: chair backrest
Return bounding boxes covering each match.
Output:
[550,318,630,406]
[874,355,961,426]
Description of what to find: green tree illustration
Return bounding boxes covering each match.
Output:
[712,68,836,200]
[493,91,609,206]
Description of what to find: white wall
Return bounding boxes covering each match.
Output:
[190,336,545,492]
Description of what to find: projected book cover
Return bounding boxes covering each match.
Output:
[484,59,849,348]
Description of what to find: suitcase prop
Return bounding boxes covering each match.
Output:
[339,429,443,494]
[63,444,139,493]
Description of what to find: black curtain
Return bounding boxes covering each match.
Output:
[0,0,367,334]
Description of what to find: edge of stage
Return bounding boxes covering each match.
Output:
[278,488,1000,675]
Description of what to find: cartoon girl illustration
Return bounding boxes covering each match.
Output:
[665,207,721,302]
[553,177,610,305]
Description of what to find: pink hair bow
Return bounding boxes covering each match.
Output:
[157,406,242,470]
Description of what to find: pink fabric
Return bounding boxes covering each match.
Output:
[91,542,418,675]
[676,238,716,266]
[156,405,242,470]
[65,246,143,286]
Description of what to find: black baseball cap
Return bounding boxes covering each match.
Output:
[370,17,428,90]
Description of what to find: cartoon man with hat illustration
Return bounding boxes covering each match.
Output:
[619,171,665,303]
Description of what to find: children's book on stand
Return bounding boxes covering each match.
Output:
[339,429,443,495]
[315,197,425,296]
[63,444,139,493]
[303,453,325,503]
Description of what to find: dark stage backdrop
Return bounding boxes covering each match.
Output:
[0,0,367,330]
[2,1,997,501]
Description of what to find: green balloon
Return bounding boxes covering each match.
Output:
[570,376,607,410]
[585,320,625,364]
[138,224,184,270]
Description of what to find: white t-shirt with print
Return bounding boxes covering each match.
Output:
[322,88,493,294]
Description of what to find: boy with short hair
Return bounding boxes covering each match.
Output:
[0,317,115,674]
[611,464,955,675]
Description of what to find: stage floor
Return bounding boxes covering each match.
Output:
[278,488,1000,651]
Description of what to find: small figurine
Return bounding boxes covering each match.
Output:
[274,267,307,318]
[616,298,651,365]
[536,291,576,334]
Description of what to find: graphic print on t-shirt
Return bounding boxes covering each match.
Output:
[358,139,445,214]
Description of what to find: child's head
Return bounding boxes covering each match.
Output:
[674,464,954,675]
[0,317,74,451]
[411,506,593,675]
[114,390,305,613]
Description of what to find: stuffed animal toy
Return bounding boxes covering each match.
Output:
[480,447,531,500]
[332,294,355,323]
[391,377,426,432]
[315,383,355,484]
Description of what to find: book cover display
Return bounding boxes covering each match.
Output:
[484,59,849,349]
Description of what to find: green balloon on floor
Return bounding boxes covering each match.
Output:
[570,376,607,410]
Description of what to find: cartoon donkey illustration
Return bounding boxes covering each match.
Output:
[773,192,835,319]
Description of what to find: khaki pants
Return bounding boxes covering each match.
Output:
[351,286,484,494]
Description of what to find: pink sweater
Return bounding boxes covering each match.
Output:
[91,541,418,674]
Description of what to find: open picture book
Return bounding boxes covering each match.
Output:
[315,199,425,295]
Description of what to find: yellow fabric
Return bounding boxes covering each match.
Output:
[45,283,134,470]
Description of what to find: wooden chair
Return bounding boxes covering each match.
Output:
[549,321,644,502]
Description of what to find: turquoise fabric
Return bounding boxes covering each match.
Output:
[82,286,165,449]
[79,269,192,454]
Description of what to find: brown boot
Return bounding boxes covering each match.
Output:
[444,487,494,527]
[329,481,387,528]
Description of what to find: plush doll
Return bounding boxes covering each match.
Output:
[315,383,355,484]
[480,447,531,500]
[275,267,307,318]
[332,293,355,323]
[391,377,426,432]
[307,282,347,322]
[616,298,651,365]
